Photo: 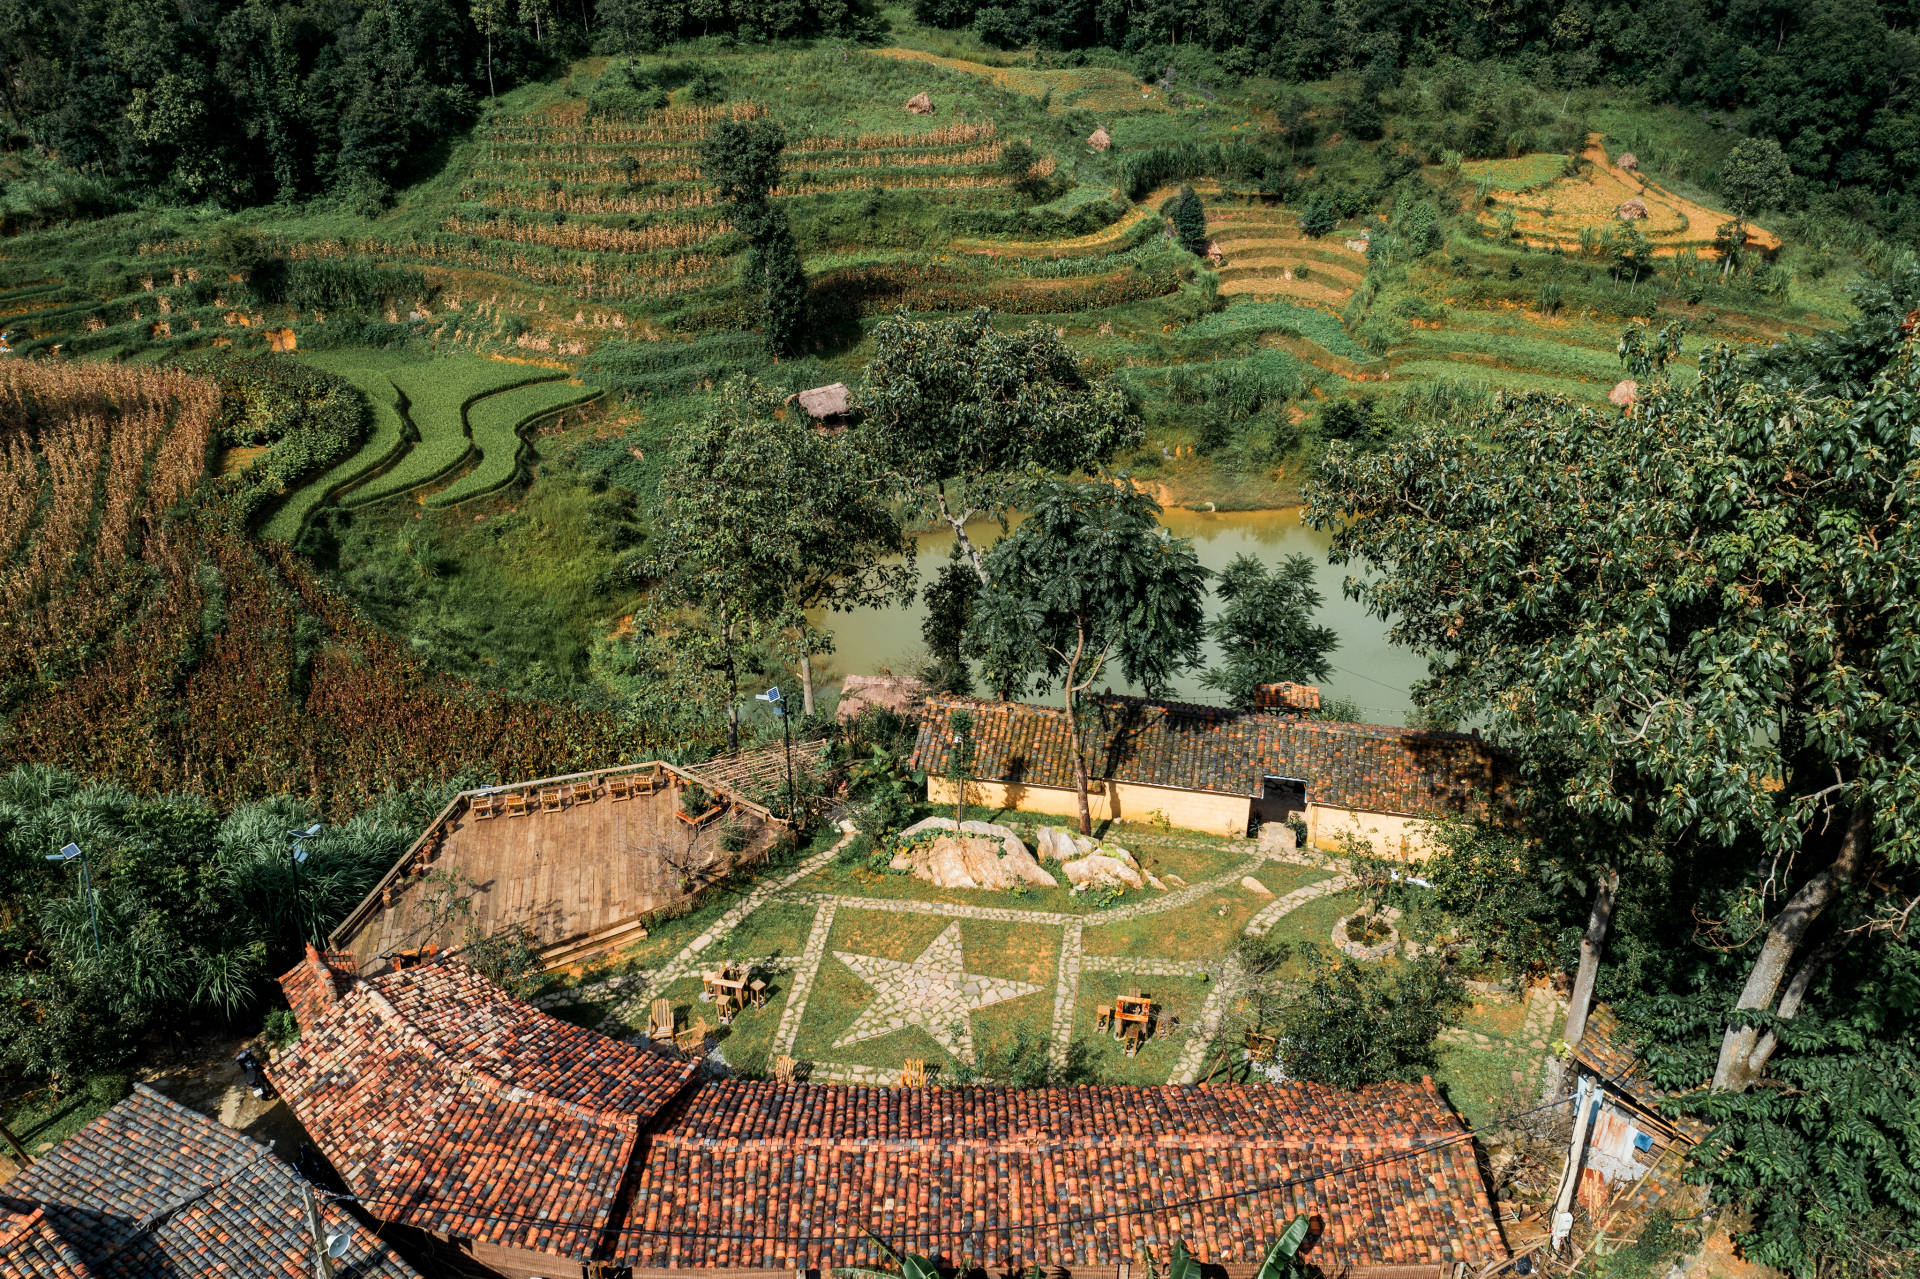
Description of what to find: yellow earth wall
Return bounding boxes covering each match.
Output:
[1308,803,1438,861]
[927,777,1252,837]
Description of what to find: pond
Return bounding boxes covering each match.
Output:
[806,507,1428,723]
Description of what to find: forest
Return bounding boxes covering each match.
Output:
[0,2,1917,1276]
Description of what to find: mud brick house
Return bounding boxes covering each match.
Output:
[270,951,1508,1279]
[0,1084,417,1279]
[266,947,698,1279]
[913,694,1511,855]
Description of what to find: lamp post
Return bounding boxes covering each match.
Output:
[45,843,101,959]
[755,686,796,822]
[288,824,323,948]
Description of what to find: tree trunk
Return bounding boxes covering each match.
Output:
[1064,629,1091,834]
[798,649,815,717]
[935,483,988,584]
[1561,866,1619,1049]
[1742,930,1848,1083]
[1714,804,1871,1091]
[720,605,739,753]
[486,33,495,100]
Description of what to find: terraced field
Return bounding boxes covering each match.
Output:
[1477,135,1780,257]
[1204,204,1367,305]
[871,47,1164,117]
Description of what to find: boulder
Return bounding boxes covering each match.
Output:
[1616,151,1639,172]
[1036,827,1077,861]
[959,837,1017,890]
[1101,844,1140,869]
[1617,197,1649,220]
[901,816,958,838]
[906,92,935,114]
[889,852,915,871]
[1062,854,1145,891]
[1146,873,1168,891]
[1163,873,1187,888]
[1241,875,1274,897]
[923,835,988,889]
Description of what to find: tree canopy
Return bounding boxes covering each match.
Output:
[1199,552,1339,710]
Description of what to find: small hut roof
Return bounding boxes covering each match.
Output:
[1616,152,1639,171]
[792,382,850,419]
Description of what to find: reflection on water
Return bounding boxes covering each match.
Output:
[807,507,1428,723]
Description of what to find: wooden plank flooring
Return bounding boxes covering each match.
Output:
[341,783,768,966]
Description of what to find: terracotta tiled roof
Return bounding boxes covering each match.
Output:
[912,695,1509,817]
[0,1084,417,1279]
[280,945,358,1027]
[266,953,697,1262]
[1572,1005,1712,1145]
[618,1079,1506,1271]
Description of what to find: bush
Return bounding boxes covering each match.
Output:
[1275,946,1466,1089]
[262,1007,301,1049]
[88,1072,133,1104]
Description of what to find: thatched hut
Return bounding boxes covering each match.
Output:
[1609,380,1639,407]
[906,92,935,115]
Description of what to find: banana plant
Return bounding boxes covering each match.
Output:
[1169,1240,1200,1279]
[1253,1216,1313,1279]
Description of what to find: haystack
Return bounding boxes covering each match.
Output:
[1617,197,1648,220]
[1609,380,1639,407]
[1087,126,1111,151]
[906,92,935,115]
[1616,152,1639,172]
[1205,240,1224,266]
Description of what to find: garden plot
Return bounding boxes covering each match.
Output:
[870,48,1161,116]
[262,354,411,540]
[1477,135,1779,257]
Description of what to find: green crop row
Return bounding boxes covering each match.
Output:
[261,359,412,541]
[429,381,602,507]
[343,358,561,506]
[1178,300,1373,362]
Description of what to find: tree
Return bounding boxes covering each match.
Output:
[947,708,976,822]
[471,0,508,98]
[997,137,1048,202]
[1303,303,1920,1251]
[970,480,1209,832]
[1298,194,1338,238]
[1274,945,1467,1089]
[921,542,980,693]
[700,118,809,355]
[645,377,915,742]
[1169,183,1208,255]
[861,308,1140,582]
[1199,552,1339,709]
[1717,137,1790,281]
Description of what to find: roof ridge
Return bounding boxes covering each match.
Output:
[646,1133,1462,1152]
[361,975,640,1132]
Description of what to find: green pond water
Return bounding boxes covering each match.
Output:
[806,508,1427,722]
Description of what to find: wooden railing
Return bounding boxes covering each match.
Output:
[326,757,788,949]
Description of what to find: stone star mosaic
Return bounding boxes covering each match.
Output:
[831,921,1043,1063]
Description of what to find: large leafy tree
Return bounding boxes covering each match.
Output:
[971,480,1208,832]
[1305,302,1920,1270]
[700,117,808,355]
[644,377,915,740]
[861,308,1140,582]
[1199,552,1339,710]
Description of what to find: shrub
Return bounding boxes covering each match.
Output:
[88,1072,133,1104]
[262,1007,301,1049]
[1275,945,1466,1089]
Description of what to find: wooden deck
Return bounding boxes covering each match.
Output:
[337,775,774,968]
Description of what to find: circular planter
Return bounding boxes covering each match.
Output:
[1334,912,1400,961]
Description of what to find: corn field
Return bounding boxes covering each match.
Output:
[484,100,767,145]
[472,145,1004,186]
[443,214,731,253]
[479,186,719,214]
[791,121,997,152]
[284,236,722,300]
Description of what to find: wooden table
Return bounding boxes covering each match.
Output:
[1115,990,1153,1055]
[704,967,749,1022]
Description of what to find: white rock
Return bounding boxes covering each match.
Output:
[1163,873,1187,888]
[1072,835,1095,855]
[1063,854,1145,891]
[1036,827,1076,861]
[1146,873,1168,891]
[1102,845,1140,869]
[924,838,983,890]
[1000,841,1059,888]
[960,838,1017,890]
[900,816,958,838]
[889,853,915,871]
[1241,875,1274,896]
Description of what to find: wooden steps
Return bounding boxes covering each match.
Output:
[539,915,652,972]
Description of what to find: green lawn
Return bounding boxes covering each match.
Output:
[1081,863,1329,959]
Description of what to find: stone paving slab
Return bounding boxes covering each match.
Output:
[769,900,837,1060]
[1079,954,1208,976]
[1048,922,1083,1070]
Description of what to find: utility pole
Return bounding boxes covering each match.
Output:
[301,1184,337,1279]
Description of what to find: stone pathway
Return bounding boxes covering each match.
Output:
[769,900,837,1060]
[1245,873,1354,937]
[1078,954,1207,976]
[1434,982,1570,1097]
[1048,923,1083,1071]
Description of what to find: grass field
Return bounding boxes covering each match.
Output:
[429,380,600,507]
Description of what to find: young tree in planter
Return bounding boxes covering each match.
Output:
[645,378,916,744]
[861,308,1140,583]
[1200,552,1339,709]
[970,480,1209,833]
[946,708,977,823]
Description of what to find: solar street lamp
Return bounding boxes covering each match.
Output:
[288,824,323,947]
[45,843,101,958]
[755,686,797,822]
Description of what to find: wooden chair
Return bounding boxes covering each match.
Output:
[538,788,564,813]
[900,1058,927,1087]
[774,1055,797,1083]
[566,779,595,805]
[749,979,768,1009]
[647,999,675,1041]
[606,773,635,801]
[675,1017,710,1055]
[469,792,499,819]
[1095,1005,1113,1033]
[501,791,528,818]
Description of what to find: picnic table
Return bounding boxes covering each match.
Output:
[702,964,750,1023]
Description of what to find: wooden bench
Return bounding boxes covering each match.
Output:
[501,791,528,818]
